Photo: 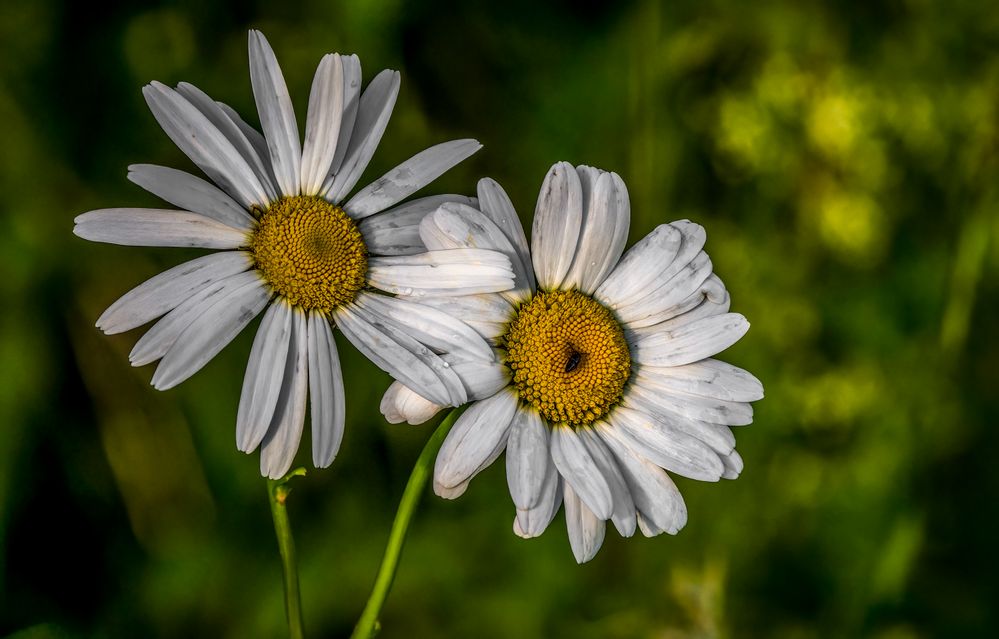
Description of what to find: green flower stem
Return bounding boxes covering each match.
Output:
[351,409,462,639]
[268,467,308,639]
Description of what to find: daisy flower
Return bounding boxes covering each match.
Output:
[74,31,513,479]
[381,162,763,562]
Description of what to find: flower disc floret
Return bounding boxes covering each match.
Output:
[250,195,367,311]
[503,289,631,426]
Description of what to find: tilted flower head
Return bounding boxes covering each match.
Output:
[75,30,514,479]
[381,162,763,562]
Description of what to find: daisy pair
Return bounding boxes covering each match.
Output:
[75,31,513,479]
[382,162,763,562]
[75,30,762,564]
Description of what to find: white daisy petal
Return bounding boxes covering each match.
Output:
[633,277,731,334]
[380,381,443,425]
[307,311,346,468]
[326,54,362,183]
[600,431,687,536]
[637,359,764,403]
[434,390,518,493]
[579,426,637,538]
[476,178,535,292]
[631,372,753,425]
[630,313,750,367]
[334,303,463,406]
[128,272,253,367]
[637,274,729,332]
[513,463,562,539]
[248,30,302,196]
[353,292,493,361]
[236,301,293,453]
[300,54,344,195]
[624,385,737,455]
[150,274,270,390]
[563,482,606,564]
[505,407,551,510]
[602,407,724,482]
[616,251,714,328]
[358,195,476,256]
[215,100,279,186]
[415,293,513,340]
[564,170,631,294]
[142,81,269,207]
[448,356,510,399]
[259,310,309,479]
[720,449,744,480]
[593,224,680,306]
[326,69,401,203]
[74,208,247,249]
[531,161,583,290]
[97,251,252,335]
[175,82,279,201]
[550,425,614,520]
[127,164,254,230]
[367,249,514,297]
[420,203,533,302]
[346,139,482,218]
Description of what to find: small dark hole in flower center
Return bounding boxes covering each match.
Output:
[565,350,583,373]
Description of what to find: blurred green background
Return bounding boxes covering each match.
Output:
[2,0,998,637]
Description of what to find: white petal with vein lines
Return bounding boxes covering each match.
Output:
[564,170,631,294]
[601,407,724,482]
[142,81,269,207]
[326,54,362,183]
[630,313,750,367]
[637,358,763,402]
[359,194,476,256]
[248,30,302,196]
[175,82,279,201]
[346,139,481,218]
[513,462,562,539]
[434,390,517,492]
[236,301,293,453]
[353,292,493,361]
[616,251,714,327]
[420,203,533,302]
[325,69,400,203]
[380,381,442,425]
[506,408,550,510]
[259,310,309,479]
[333,304,457,406]
[74,209,247,249]
[98,251,251,335]
[308,312,345,468]
[531,162,582,290]
[623,387,736,455]
[129,273,252,367]
[477,177,535,292]
[550,425,613,520]
[367,249,514,297]
[414,294,513,340]
[601,431,687,536]
[150,274,270,390]
[579,426,636,537]
[631,372,754,425]
[564,483,606,564]
[128,164,253,230]
[594,223,683,308]
[301,54,344,195]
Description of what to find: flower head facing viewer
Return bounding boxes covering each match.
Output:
[75,31,514,479]
[381,162,763,562]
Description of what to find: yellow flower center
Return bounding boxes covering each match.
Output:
[250,196,367,312]
[503,289,631,426]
